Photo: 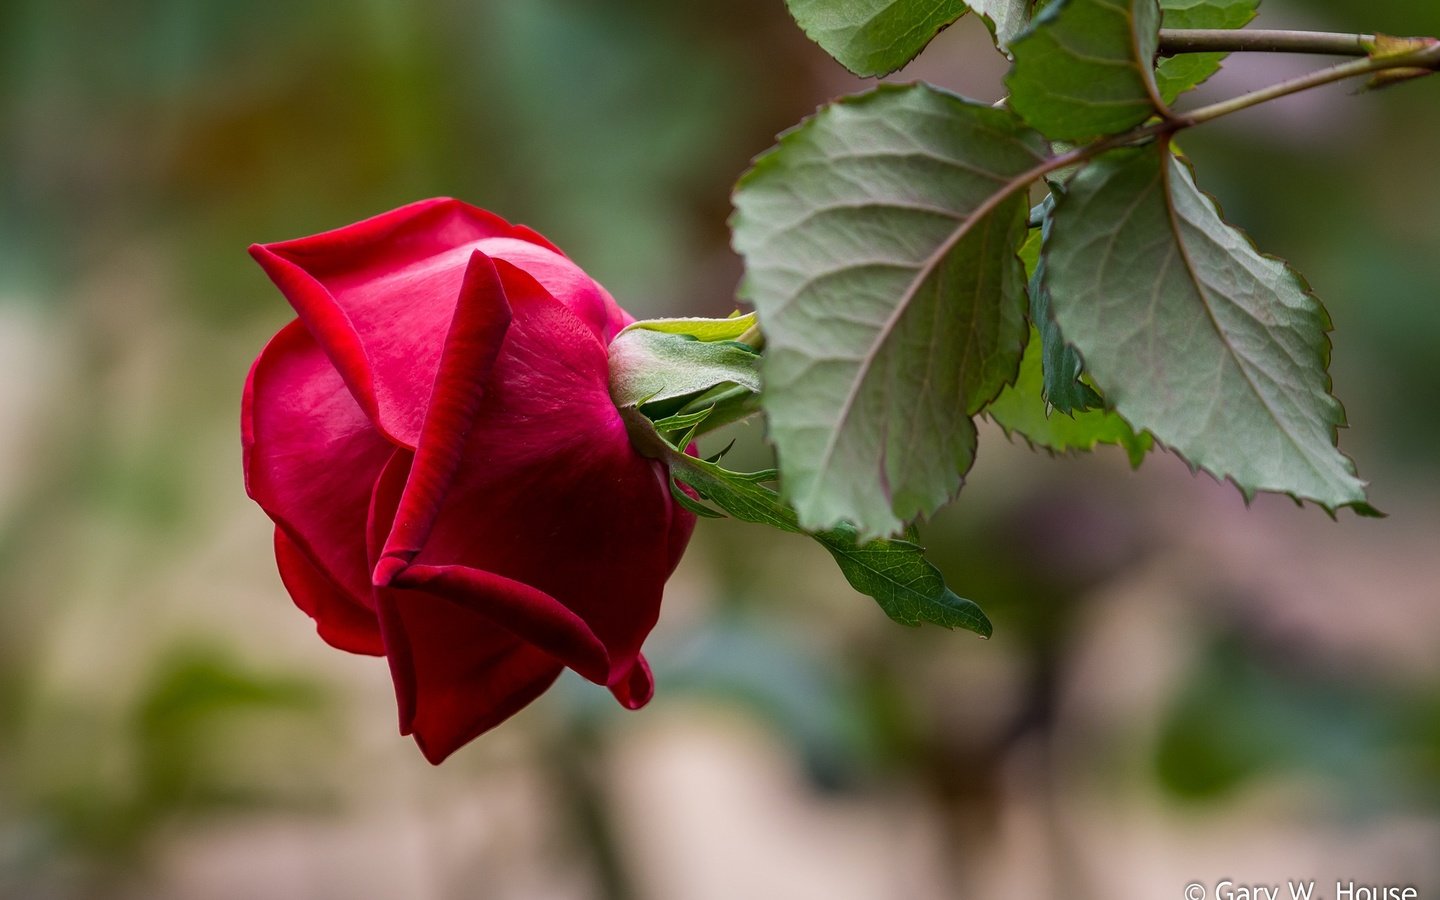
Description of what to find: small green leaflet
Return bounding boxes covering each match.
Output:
[1024,194,1101,413]
[1042,144,1375,514]
[733,83,1048,539]
[985,326,1152,463]
[669,454,992,637]
[1006,0,1166,141]
[1155,0,1260,103]
[608,329,761,410]
[988,218,1150,459]
[783,0,970,77]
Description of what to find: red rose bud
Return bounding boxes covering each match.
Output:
[243,199,696,763]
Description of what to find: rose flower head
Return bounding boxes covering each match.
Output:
[243,199,695,763]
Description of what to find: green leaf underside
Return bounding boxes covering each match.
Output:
[732,83,1048,539]
[608,329,761,409]
[1155,0,1260,103]
[784,0,971,77]
[1043,144,1370,511]
[971,0,1032,51]
[670,455,992,636]
[1006,0,1165,142]
[620,311,757,343]
[985,326,1153,463]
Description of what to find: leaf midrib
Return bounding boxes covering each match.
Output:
[1154,146,1346,489]
[820,537,986,629]
[800,156,1046,515]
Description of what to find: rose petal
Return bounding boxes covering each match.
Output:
[608,653,655,710]
[468,237,632,343]
[367,450,564,762]
[274,527,383,656]
[243,319,392,606]
[391,270,680,684]
[390,563,610,685]
[375,250,512,575]
[249,198,629,446]
[388,564,607,685]
[376,583,563,765]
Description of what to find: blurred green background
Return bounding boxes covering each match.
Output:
[2,1,1438,898]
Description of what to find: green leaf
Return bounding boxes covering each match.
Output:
[621,311,757,343]
[972,0,1032,51]
[783,0,971,77]
[985,326,1153,463]
[818,525,991,635]
[1006,0,1166,141]
[1154,0,1260,103]
[1025,194,1102,413]
[732,83,1048,539]
[608,328,761,409]
[670,455,992,637]
[1043,144,1373,513]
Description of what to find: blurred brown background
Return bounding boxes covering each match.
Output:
[2,1,1438,898]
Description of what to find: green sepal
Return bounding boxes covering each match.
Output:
[652,407,716,449]
[620,311,758,343]
[608,328,761,410]
[668,473,726,519]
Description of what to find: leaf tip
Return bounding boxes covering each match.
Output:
[1348,500,1387,520]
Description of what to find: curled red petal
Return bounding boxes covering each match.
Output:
[375,582,563,765]
[395,277,677,682]
[391,563,610,685]
[368,450,568,760]
[608,653,655,710]
[243,319,391,606]
[249,199,628,447]
[468,237,633,343]
[376,250,512,577]
[274,528,383,656]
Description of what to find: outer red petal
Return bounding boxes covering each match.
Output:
[609,653,655,710]
[376,583,564,765]
[248,198,629,447]
[391,563,611,684]
[390,270,680,681]
[361,278,688,754]
[274,528,383,656]
[472,236,633,343]
[243,319,391,608]
[368,451,564,763]
[374,250,512,578]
